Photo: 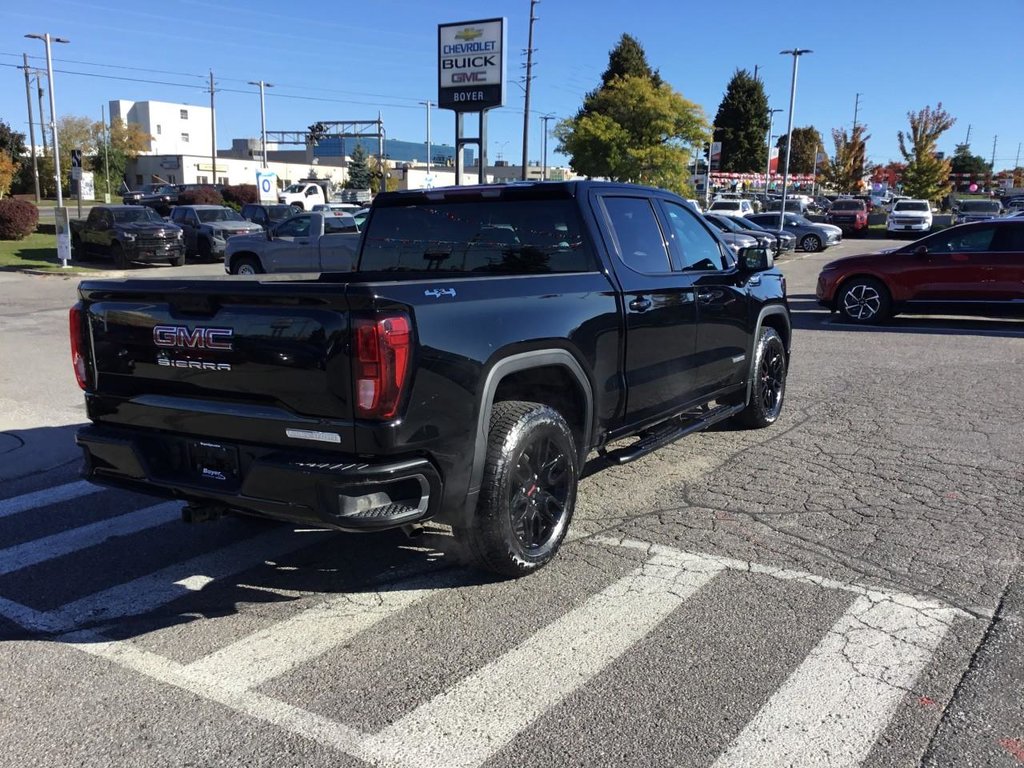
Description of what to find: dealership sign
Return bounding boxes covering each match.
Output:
[438,18,506,112]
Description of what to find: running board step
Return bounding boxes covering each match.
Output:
[598,403,744,465]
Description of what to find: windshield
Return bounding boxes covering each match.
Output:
[710,215,742,232]
[197,209,244,223]
[113,208,163,224]
[786,214,811,225]
[710,201,740,210]
[960,201,1000,213]
[831,200,864,211]
[283,184,304,193]
[895,201,930,212]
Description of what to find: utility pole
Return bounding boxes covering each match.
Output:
[540,114,555,181]
[991,135,998,172]
[247,80,273,167]
[209,71,217,184]
[1015,142,1021,170]
[101,103,110,202]
[852,92,861,132]
[36,73,49,157]
[21,53,40,203]
[521,0,538,180]
[964,124,972,148]
[26,33,69,211]
[377,112,385,192]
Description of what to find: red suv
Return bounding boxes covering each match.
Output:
[826,198,869,235]
[816,220,1024,323]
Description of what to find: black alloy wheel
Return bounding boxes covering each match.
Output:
[736,327,787,429]
[462,400,578,577]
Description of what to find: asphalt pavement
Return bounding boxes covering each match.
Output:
[1,239,1022,767]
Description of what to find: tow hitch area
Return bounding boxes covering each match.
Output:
[181,503,227,524]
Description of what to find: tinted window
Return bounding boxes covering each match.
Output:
[324,216,358,234]
[198,209,244,223]
[960,201,1001,213]
[991,224,1024,251]
[275,216,312,238]
[602,197,671,273]
[268,206,298,221]
[895,201,929,212]
[927,226,995,253]
[710,201,740,211]
[830,200,865,211]
[662,202,724,271]
[170,208,186,223]
[112,208,162,224]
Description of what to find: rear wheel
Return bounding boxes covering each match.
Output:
[461,401,578,578]
[735,327,787,429]
[232,256,263,276]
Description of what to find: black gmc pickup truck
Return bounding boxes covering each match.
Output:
[71,182,791,576]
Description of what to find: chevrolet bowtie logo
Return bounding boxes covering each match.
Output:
[455,27,483,41]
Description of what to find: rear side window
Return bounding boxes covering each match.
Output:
[991,224,1024,252]
[601,196,671,274]
[360,199,594,273]
[662,201,725,271]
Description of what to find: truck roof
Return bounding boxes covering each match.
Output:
[374,180,671,207]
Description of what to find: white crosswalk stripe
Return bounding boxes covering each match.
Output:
[0,480,968,768]
[0,502,180,576]
[0,480,104,519]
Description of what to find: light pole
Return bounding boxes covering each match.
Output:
[540,114,555,181]
[247,80,273,168]
[418,100,432,176]
[778,48,812,232]
[25,33,69,207]
[495,140,510,162]
[764,108,782,194]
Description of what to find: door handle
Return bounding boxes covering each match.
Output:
[628,296,652,312]
[697,290,717,303]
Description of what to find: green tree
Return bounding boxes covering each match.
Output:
[711,69,769,172]
[0,120,27,168]
[90,118,151,198]
[0,152,17,198]
[898,103,955,202]
[949,143,989,176]
[345,143,372,189]
[775,126,824,175]
[556,75,707,194]
[596,33,663,89]
[819,125,870,193]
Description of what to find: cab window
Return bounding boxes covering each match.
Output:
[275,215,312,238]
[601,196,671,274]
[662,201,725,271]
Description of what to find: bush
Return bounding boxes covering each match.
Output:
[222,184,258,207]
[177,186,223,206]
[0,199,39,240]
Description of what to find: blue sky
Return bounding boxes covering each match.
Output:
[3,0,1022,169]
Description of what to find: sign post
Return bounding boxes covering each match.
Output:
[71,148,83,219]
[438,18,506,185]
[54,206,71,268]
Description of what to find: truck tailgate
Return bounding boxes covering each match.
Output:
[79,279,356,427]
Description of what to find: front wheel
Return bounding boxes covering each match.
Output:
[800,234,822,252]
[231,256,263,276]
[735,327,787,429]
[837,277,891,323]
[169,251,185,267]
[462,401,578,578]
[112,242,130,269]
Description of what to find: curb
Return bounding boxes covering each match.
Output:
[18,268,128,278]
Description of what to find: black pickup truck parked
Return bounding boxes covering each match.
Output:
[70,205,185,268]
[71,182,791,576]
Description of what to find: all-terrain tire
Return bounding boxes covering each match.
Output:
[735,327,787,429]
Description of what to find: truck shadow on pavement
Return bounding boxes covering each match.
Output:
[787,293,1024,338]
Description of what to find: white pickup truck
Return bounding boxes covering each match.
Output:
[224,211,361,275]
[278,180,330,210]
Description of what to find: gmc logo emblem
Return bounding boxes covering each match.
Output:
[153,325,233,350]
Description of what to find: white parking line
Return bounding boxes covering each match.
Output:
[0,502,180,576]
[712,594,956,768]
[50,527,332,632]
[0,480,104,519]
[358,548,725,768]
[185,570,465,691]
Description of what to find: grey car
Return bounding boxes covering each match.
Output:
[169,205,263,261]
[746,213,842,252]
[225,212,361,275]
[704,213,796,254]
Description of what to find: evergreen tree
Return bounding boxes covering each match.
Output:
[775,126,824,175]
[898,104,955,202]
[345,144,372,189]
[949,143,989,176]
[558,35,707,195]
[711,69,769,173]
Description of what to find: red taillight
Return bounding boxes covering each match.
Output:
[69,304,88,390]
[353,313,412,419]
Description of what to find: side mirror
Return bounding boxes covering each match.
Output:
[739,246,773,272]
[913,244,928,256]
[266,227,274,241]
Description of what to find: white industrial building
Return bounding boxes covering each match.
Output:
[109,99,213,158]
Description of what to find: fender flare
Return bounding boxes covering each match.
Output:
[226,250,261,274]
[461,349,594,520]
[745,305,791,405]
